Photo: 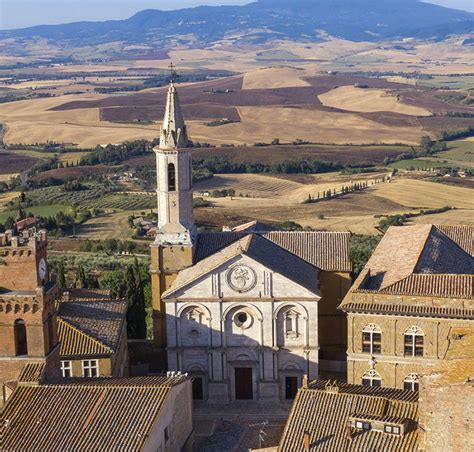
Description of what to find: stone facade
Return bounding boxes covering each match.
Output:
[346,308,473,389]
[150,81,352,401]
[164,253,320,402]
[340,224,474,391]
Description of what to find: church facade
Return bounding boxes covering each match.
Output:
[151,81,352,402]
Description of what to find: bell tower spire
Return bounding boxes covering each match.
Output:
[150,64,196,366]
[153,67,196,246]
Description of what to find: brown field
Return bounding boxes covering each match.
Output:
[242,66,311,90]
[188,106,424,145]
[193,173,474,233]
[375,179,474,209]
[33,164,115,182]
[319,86,432,116]
[0,151,41,174]
[1,68,470,148]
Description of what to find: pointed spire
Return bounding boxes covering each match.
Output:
[159,67,188,149]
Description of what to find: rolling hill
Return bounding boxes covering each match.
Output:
[1,0,472,49]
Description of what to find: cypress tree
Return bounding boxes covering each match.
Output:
[57,259,66,289]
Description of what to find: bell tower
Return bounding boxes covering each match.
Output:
[150,72,196,367]
[0,229,60,402]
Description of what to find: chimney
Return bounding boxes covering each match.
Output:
[302,374,309,389]
[346,422,353,441]
[303,431,311,451]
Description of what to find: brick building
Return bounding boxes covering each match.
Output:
[340,224,473,390]
[0,229,60,405]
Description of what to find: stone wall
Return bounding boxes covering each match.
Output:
[347,312,474,389]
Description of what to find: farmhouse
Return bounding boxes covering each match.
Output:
[340,224,474,390]
[150,81,352,403]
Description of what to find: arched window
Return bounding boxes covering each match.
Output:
[168,163,176,191]
[404,326,424,357]
[14,319,28,356]
[362,324,382,354]
[403,373,419,392]
[362,370,381,387]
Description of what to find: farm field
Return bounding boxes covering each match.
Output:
[195,173,473,233]
[74,211,136,240]
[0,204,66,223]
[375,179,474,209]
[1,68,472,148]
[318,86,431,116]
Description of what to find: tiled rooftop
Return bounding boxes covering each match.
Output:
[279,380,418,451]
[0,376,188,450]
[341,225,473,314]
[194,230,351,272]
[165,233,321,297]
[57,299,127,357]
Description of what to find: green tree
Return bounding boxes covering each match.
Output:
[75,263,87,288]
[125,262,147,339]
[57,259,66,289]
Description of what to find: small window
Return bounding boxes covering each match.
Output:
[384,425,392,433]
[362,370,382,387]
[363,422,371,431]
[404,326,424,357]
[355,421,363,429]
[354,420,371,431]
[164,426,170,442]
[403,373,419,392]
[362,324,381,354]
[14,319,28,356]
[82,359,98,377]
[61,360,73,378]
[168,163,176,191]
[393,426,400,435]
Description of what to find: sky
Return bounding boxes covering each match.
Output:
[0,0,472,30]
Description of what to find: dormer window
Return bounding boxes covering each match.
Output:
[384,425,401,435]
[355,421,371,431]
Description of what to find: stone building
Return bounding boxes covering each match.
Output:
[57,289,129,378]
[0,229,60,404]
[1,375,194,451]
[276,379,419,451]
[340,224,473,390]
[150,81,352,402]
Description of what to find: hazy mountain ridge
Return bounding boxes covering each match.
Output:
[0,0,473,47]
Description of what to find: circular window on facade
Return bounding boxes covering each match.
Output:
[233,310,253,329]
[226,264,257,293]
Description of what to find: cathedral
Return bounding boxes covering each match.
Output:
[150,81,352,403]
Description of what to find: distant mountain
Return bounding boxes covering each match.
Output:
[1,0,473,47]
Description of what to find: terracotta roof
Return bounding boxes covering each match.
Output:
[57,300,127,357]
[0,376,189,451]
[381,274,473,299]
[227,220,275,233]
[279,380,418,452]
[194,231,351,272]
[164,234,320,298]
[340,302,474,320]
[17,363,45,383]
[343,225,473,307]
[62,288,112,301]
